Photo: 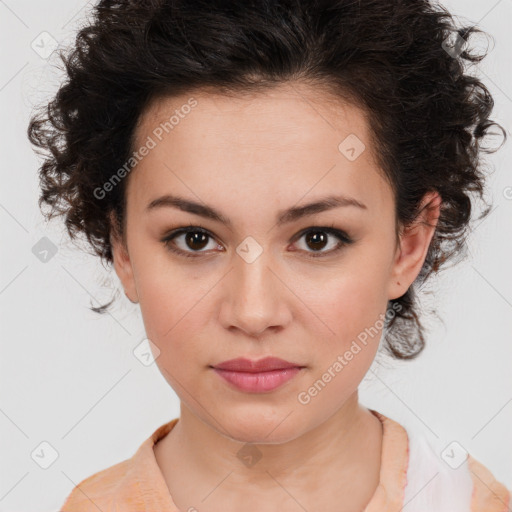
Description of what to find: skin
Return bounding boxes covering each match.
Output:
[110,82,441,512]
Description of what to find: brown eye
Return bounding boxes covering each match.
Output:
[292,227,354,258]
[162,226,221,258]
[304,231,329,251]
[161,225,354,260]
[183,231,209,251]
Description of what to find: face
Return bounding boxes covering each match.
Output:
[111,82,439,443]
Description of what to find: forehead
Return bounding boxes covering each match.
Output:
[128,83,391,218]
[135,82,371,151]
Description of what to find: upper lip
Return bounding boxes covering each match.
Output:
[212,357,304,373]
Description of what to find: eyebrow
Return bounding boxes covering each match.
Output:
[145,193,367,227]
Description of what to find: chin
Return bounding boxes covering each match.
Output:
[213,411,304,445]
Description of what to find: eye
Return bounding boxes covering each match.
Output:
[161,224,354,259]
[291,226,354,258]
[162,225,222,259]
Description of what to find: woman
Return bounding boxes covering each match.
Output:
[27,0,510,510]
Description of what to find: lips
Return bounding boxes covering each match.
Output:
[212,356,303,373]
[211,357,304,393]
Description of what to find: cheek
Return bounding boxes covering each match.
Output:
[134,254,198,345]
[316,270,388,335]
[297,275,386,412]
[304,262,389,373]
[137,279,204,388]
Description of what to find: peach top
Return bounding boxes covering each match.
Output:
[60,409,510,511]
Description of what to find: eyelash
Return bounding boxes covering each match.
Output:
[161,224,355,259]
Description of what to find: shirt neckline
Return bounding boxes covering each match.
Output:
[128,408,409,511]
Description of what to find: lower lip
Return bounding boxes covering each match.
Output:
[212,367,302,393]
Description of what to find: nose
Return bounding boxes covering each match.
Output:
[218,251,292,338]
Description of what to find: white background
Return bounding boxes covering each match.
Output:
[1,0,511,510]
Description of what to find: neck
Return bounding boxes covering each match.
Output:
[155,392,384,512]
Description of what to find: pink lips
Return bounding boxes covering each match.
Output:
[211,357,304,393]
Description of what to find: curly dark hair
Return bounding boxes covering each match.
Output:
[27,0,506,360]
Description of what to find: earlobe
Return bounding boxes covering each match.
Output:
[388,191,442,300]
[109,211,139,304]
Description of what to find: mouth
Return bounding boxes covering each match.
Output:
[211,356,305,373]
[210,357,305,393]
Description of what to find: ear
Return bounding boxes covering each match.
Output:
[387,190,442,300]
[109,211,139,304]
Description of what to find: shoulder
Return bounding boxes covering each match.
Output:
[467,453,511,512]
[403,425,510,512]
[60,458,134,511]
[59,419,179,511]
